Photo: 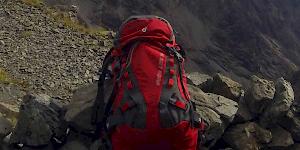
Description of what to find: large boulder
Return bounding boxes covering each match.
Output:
[245,75,275,115]
[64,80,112,133]
[203,73,243,101]
[188,84,238,147]
[64,83,98,133]
[260,78,294,127]
[223,122,272,150]
[9,94,66,147]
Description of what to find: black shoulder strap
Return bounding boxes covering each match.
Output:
[91,48,114,126]
[92,42,139,137]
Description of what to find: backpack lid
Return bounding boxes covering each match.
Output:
[114,15,176,49]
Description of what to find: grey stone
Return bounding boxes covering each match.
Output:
[189,84,238,147]
[208,73,243,101]
[279,110,300,142]
[64,83,98,132]
[0,40,5,45]
[9,94,66,147]
[245,75,275,115]
[205,93,238,121]
[189,85,238,122]
[64,80,113,133]
[186,72,212,87]
[268,125,294,148]
[260,78,294,127]
[223,122,272,150]
[233,91,254,123]
[0,116,13,140]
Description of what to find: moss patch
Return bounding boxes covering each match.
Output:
[46,8,108,38]
[22,0,43,7]
[21,0,109,38]
[0,68,28,88]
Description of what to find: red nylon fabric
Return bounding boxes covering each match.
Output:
[116,18,174,49]
[111,121,198,150]
[110,16,198,150]
[131,43,166,129]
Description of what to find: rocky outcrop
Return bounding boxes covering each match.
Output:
[0,73,299,149]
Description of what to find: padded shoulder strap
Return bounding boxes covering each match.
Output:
[91,48,114,126]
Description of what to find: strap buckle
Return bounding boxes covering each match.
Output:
[165,44,183,62]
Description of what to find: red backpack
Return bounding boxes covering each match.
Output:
[92,16,204,150]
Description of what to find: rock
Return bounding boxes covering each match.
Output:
[233,91,254,123]
[291,71,300,106]
[206,93,238,121]
[0,83,25,125]
[0,40,5,45]
[64,80,113,133]
[260,78,294,127]
[222,88,252,124]
[9,94,66,147]
[223,122,272,150]
[189,85,238,123]
[64,83,98,132]
[206,73,243,101]
[196,106,223,147]
[267,125,294,148]
[245,75,275,115]
[0,102,19,125]
[59,141,89,150]
[0,116,13,140]
[186,72,212,87]
[279,110,300,142]
[0,83,26,103]
[189,84,238,147]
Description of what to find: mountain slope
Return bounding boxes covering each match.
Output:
[0,0,111,100]
[66,0,300,84]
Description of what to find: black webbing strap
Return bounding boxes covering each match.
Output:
[91,49,114,134]
[165,46,199,129]
[93,42,139,138]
